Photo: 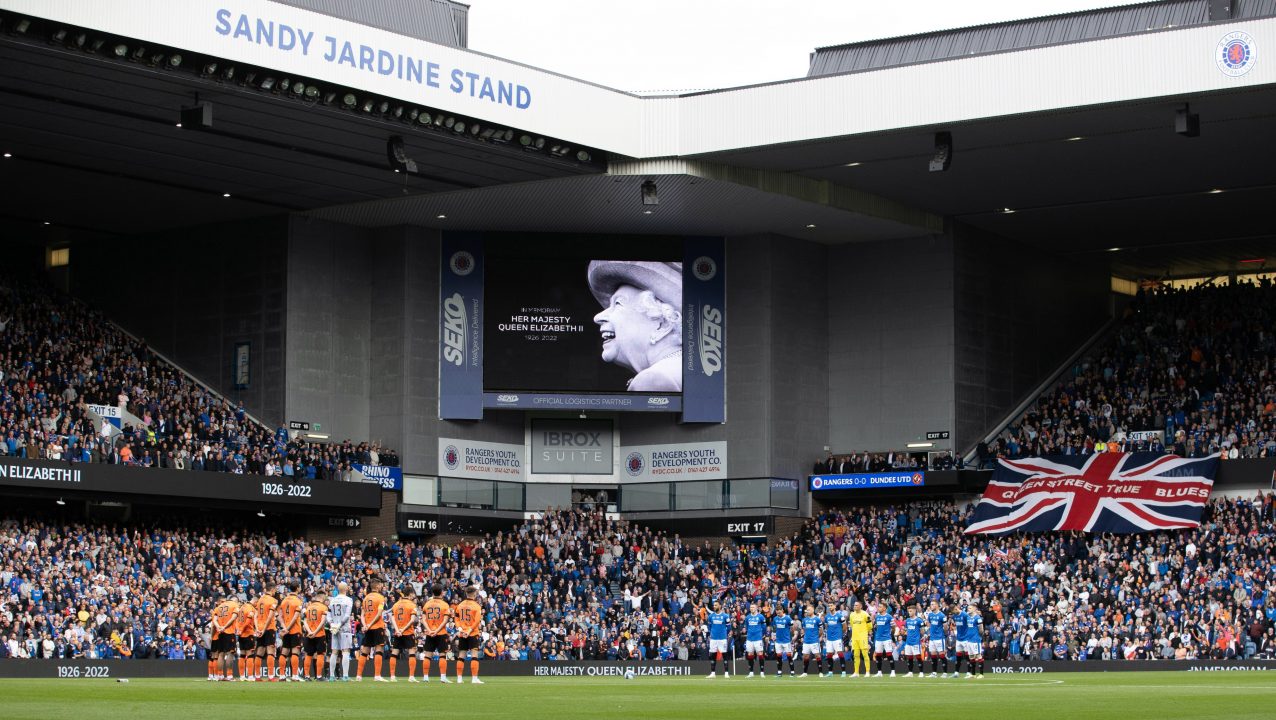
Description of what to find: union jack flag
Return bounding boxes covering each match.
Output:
[965,453,1218,535]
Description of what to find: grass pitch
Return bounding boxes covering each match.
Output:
[3,672,1274,720]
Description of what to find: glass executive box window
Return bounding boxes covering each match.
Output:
[621,482,672,512]
[674,480,724,511]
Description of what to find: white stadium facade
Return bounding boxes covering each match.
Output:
[1,0,1274,535]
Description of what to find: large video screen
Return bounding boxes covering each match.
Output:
[484,236,683,394]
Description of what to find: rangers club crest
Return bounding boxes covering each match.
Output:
[625,452,645,477]
[443,444,460,471]
[810,476,824,490]
[692,256,717,281]
[449,250,475,276]
[1217,31,1256,77]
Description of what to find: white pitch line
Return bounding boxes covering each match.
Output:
[426,678,1072,686]
[1071,684,1276,691]
[173,678,1276,691]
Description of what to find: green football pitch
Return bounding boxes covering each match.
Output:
[2,673,1273,720]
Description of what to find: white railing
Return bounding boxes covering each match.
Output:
[105,320,274,433]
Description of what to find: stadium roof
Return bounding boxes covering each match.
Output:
[2,0,1275,278]
[273,0,469,50]
[808,0,1276,77]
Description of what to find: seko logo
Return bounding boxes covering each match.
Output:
[699,305,723,376]
[442,293,466,366]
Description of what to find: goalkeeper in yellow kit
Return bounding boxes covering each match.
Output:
[847,600,872,677]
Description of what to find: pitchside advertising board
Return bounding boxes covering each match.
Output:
[0,458,381,511]
[5,658,1274,679]
[439,233,725,423]
[809,471,926,491]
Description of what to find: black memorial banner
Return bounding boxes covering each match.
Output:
[1,658,1273,679]
[0,458,382,513]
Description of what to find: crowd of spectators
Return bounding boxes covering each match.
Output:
[982,279,1276,466]
[3,269,1275,664]
[813,451,940,475]
[4,493,1273,662]
[0,273,397,481]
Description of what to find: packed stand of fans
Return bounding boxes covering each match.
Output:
[0,274,397,480]
[3,495,1273,662]
[813,451,950,475]
[981,279,1276,467]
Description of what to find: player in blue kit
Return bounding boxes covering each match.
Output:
[799,604,822,677]
[744,603,767,678]
[772,607,796,677]
[822,603,847,677]
[952,603,971,678]
[706,601,732,678]
[902,605,925,677]
[925,599,950,678]
[959,603,985,678]
[872,604,897,677]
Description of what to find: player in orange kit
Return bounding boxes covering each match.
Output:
[389,586,419,682]
[356,578,389,682]
[277,581,304,681]
[208,594,240,681]
[236,596,258,681]
[302,593,329,681]
[255,586,281,681]
[453,586,485,685]
[420,583,453,683]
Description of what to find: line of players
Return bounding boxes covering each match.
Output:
[206,577,487,684]
[706,598,987,679]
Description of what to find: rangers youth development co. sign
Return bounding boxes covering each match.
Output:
[620,441,727,482]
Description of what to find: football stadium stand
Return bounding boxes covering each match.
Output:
[984,281,1276,464]
[2,499,1273,662]
[0,273,397,480]
[4,2,1276,691]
